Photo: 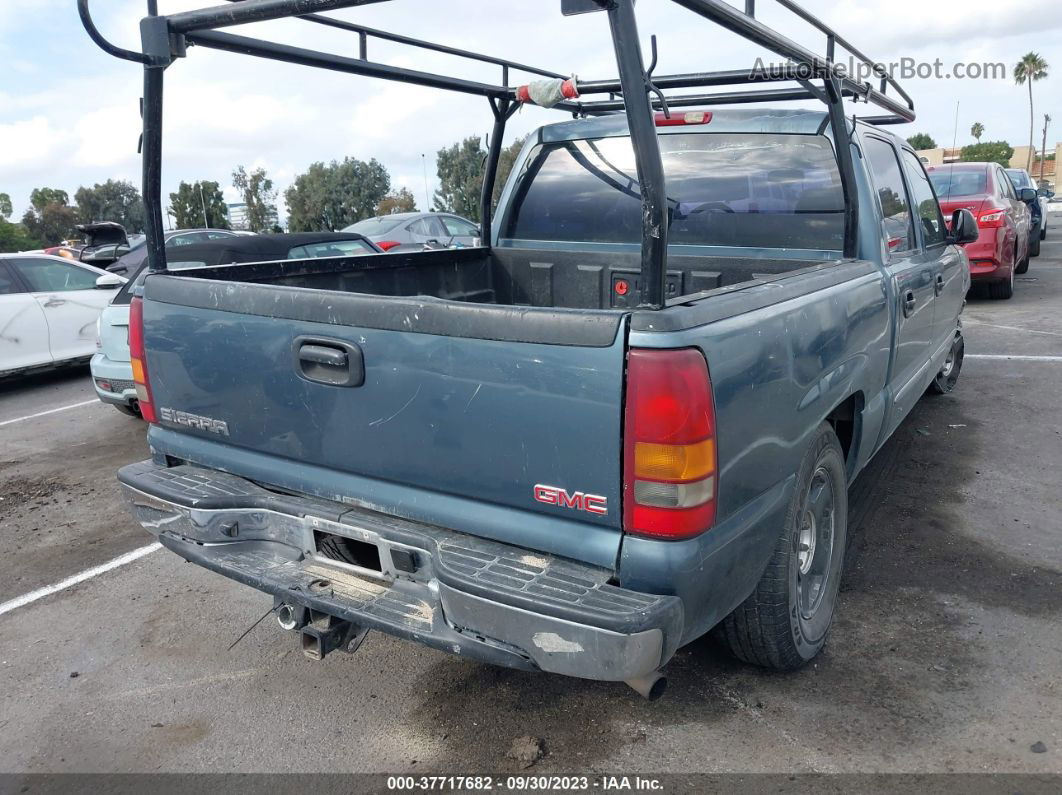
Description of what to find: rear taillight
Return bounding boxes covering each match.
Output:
[978,209,1006,228]
[377,241,401,252]
[654,111,713,127]
[623,348,717,540]
[128,296,157,423]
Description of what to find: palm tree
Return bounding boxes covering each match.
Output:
[971,122,985,143]
[1015,53,1049,171]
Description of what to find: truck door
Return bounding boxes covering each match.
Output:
[862,135,936,436]
[900,148,965,358]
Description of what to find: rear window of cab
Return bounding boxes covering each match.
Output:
[503,132,845,250]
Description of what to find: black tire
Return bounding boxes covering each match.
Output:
[928,335,964,395]
[1027,235,1041,261]
[988,265,1015,299]
[1042,223,1048,241]
[717,423,848,671]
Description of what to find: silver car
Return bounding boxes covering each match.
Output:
[342,212,479,253]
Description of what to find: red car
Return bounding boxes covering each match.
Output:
[927,162,1031,299]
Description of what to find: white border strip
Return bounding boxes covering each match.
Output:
[0,543,161,617]
[965,355,1062,362]
[0,399,99,428]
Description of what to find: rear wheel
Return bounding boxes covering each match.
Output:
[717,423,847,671]
[1027,235,1041,261]
[929,335,964,395]
[989,262,1015,299]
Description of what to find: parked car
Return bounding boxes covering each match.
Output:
[76,222,131,268]
[91,232,380,415]
[1006,168,1048,245]
[0,254,124,377]
[928,162,1032,298]
[106,228,240,276]
[343,212,480,253]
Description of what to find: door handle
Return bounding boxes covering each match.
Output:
[44,297,66,308]
[934,274,945,296]
[299,344,347,368]
[902,290,916,318]
[293,337,364,387]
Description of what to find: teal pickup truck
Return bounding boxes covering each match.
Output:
[83,0,977,699]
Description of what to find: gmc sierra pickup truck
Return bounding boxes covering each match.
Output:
[84,0,978,699]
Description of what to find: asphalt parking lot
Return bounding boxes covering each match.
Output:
[1,246,1060,776]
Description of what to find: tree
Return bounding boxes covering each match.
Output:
[960,141,1015,167]
[169,180,229,229]
[376,188,417,216]
[0,219,37,253]
[22,202,79,247]
[906,133,937,151]
[1015,52,1049,172]
[21,187,78,246]
[971,122,985,143]
[231,166,278,233]
[0,193,12,220]
[75,179,145,233]
[284,157,391,232]
[433,136,527,223]
[30,188,69,211]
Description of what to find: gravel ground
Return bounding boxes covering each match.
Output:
[0,244,1059,778]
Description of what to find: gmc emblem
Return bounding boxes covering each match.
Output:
[533,484,608,516]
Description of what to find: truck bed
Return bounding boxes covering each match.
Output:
[176,246,831,310]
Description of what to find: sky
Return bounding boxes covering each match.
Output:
[1,0,1061,225]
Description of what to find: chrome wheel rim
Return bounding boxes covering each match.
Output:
[941,348,956,378]
[797,467,836,620]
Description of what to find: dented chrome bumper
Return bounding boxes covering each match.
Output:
[118,460,683,682]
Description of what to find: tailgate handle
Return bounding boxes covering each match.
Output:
[294,337,364,387]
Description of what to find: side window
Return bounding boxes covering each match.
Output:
[863,137,914,254]
[168,233,206,247]
[205,231,233,240]
[998,170,1016,200]
[407,219,433,237]
[9,259,99,292]
[901,150,947,248]
[409,217,447,239]
[0,262,25,295]
[442,216,478,237]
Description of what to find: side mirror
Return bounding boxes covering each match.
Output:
[947,209,979,245]
[1019,187,1038,203]
[95,273,124,289]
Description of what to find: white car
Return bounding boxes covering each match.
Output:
[0,254,125,377]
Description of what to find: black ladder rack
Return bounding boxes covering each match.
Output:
[79,0,916,311]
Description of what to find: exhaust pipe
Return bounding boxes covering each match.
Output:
[625,671,667,701]
[276,604,298,631]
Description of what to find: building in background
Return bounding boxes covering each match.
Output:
[225,202,279,232]
[917,143,1060,192]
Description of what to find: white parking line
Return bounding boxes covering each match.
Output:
[965,354,1062,362]
[0,399,100,428]
[963,319,1062,338]
[0,543,161,617]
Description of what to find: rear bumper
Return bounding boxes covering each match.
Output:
[89,353,137,407]
[118,460,683,682]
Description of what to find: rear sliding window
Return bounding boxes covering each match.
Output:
[505,133,844,250]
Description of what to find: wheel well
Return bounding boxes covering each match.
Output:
[826,393,862,466]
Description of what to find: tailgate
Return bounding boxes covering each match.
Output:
[140,276,628,566]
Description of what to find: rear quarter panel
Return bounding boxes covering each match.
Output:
[620,263,891,643]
